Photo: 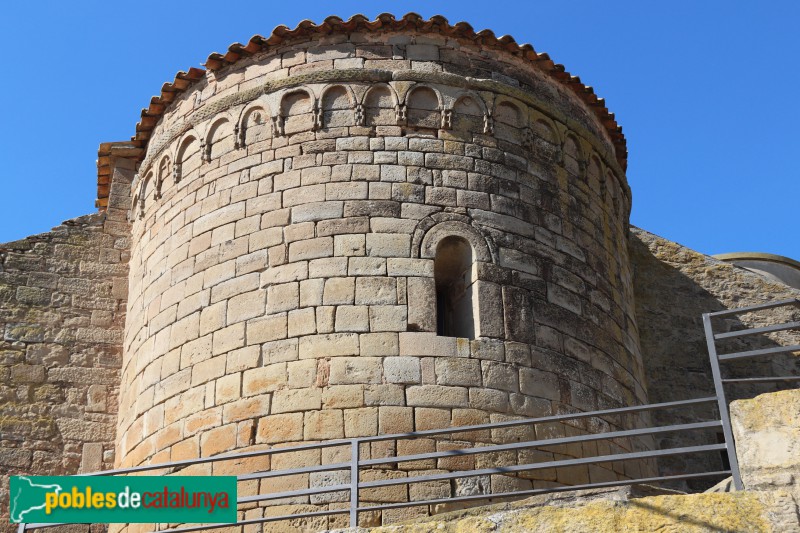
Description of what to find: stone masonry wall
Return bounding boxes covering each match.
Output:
[117,30,650,529]
[630,227,800,491]
[0,211,129,527]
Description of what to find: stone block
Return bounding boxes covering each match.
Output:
[481,361,519,393]
[348,257,387,276]
[272,388,322,413]
[260,261,308,286]
[266,282,299,313]
[299,333,360,359]
[262,338,299,363]
[344,407,378,437]
[291,201,343,223]
[355,277,397,304]
[365,384,406,406]
[366,233,411,257]
[243,363,287,395]
[469,387,510,413]
[304,409,345,440]
[247,313,287,344]
[378,406,414,434]
[227,289,266,324]
[369,305,407,332]
[256,413,304,443]
[215,372,241,404]
[384,356,421,384]
[360,332,400,356]
[309,470,351,504]
[223,395,270,423]
[414,407,451,431]
[519,367,561,401]
[329,357,382,385]
[360,469,408,503]
[322,385,365,409]
[323,277,356,305]
[200,300,227,336]
[309,257,349,278]
[200,424,237,456]
[287,359,317,389]
[400,332,468,357]
[335,305,370,332]
[435,358,481,386]
[212,323,246,356]
[334,234,366,256]
[407,385,468,408]
[288,237,334,261]
[286,307,315,337]
[299,278,325,307]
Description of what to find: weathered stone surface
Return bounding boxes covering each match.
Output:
[341,489,799,532]
[732,389,800,499]
[0,210,127,520]
[631,227,800,489]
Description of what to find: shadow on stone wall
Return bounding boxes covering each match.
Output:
[630,227,800,491]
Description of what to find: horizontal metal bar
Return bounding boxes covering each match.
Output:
[357,397,718,444]
[360,421,722,467]
[84,439,352,477]
[705,298,799,317]
[74,398,715,479]
[238,483,350,504]
[722,376,800,383]
[237,461,349,481]
[154,508,348,533]
[358,471,733,512]
[715,321,800,339]
[359,444,727,489]
[717,344,800,361]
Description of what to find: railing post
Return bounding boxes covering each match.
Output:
[349,439,360,528]
[17,523,26,533]
[703,313,744,490]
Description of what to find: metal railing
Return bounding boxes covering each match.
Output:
[17,298,799,532]
[702,297,800,491]
[18,397,730,532]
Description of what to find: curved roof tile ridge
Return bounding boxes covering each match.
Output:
[129,13,627,169]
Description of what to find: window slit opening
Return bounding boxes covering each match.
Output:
[434,236,475,339]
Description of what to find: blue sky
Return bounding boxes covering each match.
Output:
[0,1,797,258]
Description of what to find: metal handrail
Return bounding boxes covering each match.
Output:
[17,396,725,532]
[702,297,800,492]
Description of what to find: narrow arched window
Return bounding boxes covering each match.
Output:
[434,236,475,339]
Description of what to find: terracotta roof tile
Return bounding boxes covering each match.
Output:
[103,13,629,209]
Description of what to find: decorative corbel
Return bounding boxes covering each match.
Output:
[234,123,245,150]
[200,141,211,163]
[440,108,453,130]
[173,163,182,183]
[312,105,323,131]
[395,104,407,126]
[354,104,365,126]
[483,112,494,135]
[522,127,534,151]
[272,115,285,137]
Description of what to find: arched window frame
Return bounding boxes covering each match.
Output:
[415,221,501,339]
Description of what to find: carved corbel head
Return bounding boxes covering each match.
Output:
[395,104,407,126]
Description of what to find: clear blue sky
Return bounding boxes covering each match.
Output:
[1,1,797,258]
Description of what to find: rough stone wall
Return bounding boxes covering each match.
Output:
[115,30,649,529]
[630,227,800,490]
[0,147,133,531]
[732,389,800,500]
[345,489,799,533]
[0,214,129,526]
